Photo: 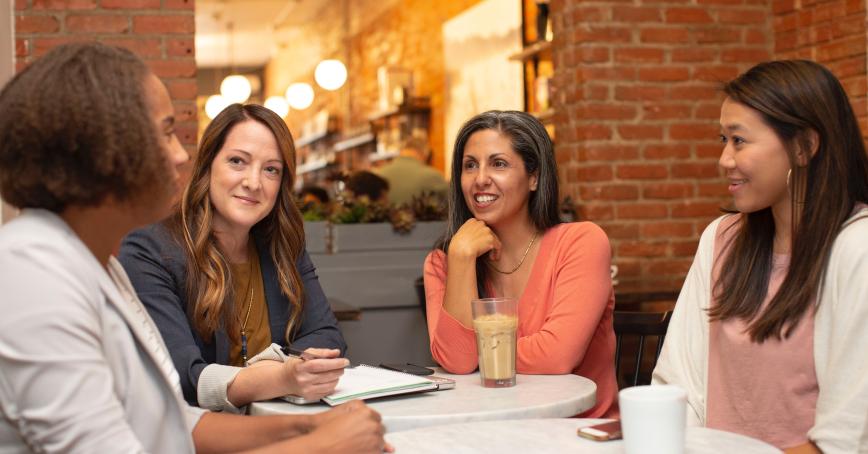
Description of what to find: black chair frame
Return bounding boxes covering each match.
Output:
[613,310,673,388]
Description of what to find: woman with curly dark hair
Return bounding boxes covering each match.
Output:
[0,42,387,453]
[119,104,347,412]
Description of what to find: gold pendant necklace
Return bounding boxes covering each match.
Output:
[488,231,538,275]
[239,259,254,366]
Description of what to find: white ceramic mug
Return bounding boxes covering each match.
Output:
[619,385,687,454]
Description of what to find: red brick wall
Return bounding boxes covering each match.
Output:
[773,0,867,134]
[14,0,198,151]
[550,0,772,288]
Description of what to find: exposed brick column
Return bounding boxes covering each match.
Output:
[773,0,867,134]
[14,0,198,151]
[550,0,772,288]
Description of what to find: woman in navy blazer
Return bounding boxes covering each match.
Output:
[119,104,347,412]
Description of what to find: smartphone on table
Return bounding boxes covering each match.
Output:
[426,375,456,390]
[379,363,434,376]
[577,420,622,441]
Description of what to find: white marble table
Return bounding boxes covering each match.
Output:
[249,369,597,432]
[385,419,783,453]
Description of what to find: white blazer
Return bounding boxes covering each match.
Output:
[0,210,205,453]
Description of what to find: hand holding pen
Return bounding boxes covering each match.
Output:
[281,347,349,401]
[283,346,347,363]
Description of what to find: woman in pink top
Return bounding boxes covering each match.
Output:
[424,111,618,417]
[653,61,868,454]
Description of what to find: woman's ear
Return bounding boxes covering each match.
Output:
[529,172,539,192]
[797,129,819,166]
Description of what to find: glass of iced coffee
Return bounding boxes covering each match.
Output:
[471,297,518,388]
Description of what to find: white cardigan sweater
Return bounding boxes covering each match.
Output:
[652,207,868,454]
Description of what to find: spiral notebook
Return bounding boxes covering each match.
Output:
[320,364,438,406]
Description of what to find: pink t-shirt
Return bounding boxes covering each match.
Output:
[706,215,818,449]
[423,222,619,418]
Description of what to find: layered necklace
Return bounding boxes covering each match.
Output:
[488,231,538,275]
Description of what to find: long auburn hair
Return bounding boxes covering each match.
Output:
[170,104,306,343]
[710,60,868,342]
[437,110,561,296]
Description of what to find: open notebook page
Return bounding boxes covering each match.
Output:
[323,365,438,406]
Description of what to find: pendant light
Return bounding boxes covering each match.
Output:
[219,21,251,104]
[314,59,347,91]
[205,94,230,120]
[264,95,290,118]
[285,82,314,110]
[220,75,251,104]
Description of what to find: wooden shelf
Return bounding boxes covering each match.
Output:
[333,132,375,152]
[296,159,329,175]
[508,40,552,61]
[295,130,332,148]
[367,98,431,122]
[514,1,555,138]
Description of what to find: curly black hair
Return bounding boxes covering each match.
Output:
[0,42,168,212]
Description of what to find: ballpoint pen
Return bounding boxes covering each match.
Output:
[282,346,354,367]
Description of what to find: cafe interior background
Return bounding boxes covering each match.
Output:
[4,0,866,370]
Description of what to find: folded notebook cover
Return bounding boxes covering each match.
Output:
[321,364,438,406]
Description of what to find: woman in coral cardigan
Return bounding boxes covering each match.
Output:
[424,110,618,417]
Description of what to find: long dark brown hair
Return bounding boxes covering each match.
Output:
[171,104,306,343]
[710,60,868,342]
[437,110,562,296]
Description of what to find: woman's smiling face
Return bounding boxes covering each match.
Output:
[460,129,538,230]
[718,97,793,215]
[208,119,285,236]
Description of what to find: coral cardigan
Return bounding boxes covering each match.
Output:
[424,222,618,417]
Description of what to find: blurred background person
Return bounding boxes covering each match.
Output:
[345,170,390,204]
[375,136,448,206]
[299,184,331,206]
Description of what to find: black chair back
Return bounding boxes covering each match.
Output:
[613,310,673,388]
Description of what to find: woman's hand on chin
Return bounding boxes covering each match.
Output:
[448,218,502,261]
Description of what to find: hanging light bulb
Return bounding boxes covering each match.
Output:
[220,74,252,104]
[314,59,347,91]
[285,83,314,110]
[205,94,230,120]
[264,96,290,118]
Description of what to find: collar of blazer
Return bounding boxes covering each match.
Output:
[100,258,187,398]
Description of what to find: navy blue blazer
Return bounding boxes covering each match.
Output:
[118,222,346,405]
